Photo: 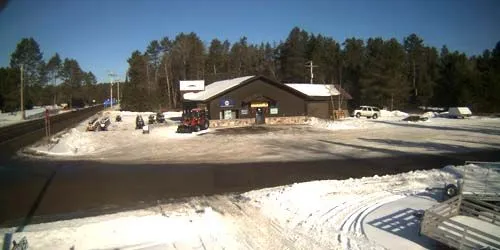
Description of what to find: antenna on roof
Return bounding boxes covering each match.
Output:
[305,61,318,84]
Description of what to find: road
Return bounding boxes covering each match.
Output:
[1,149,500,228]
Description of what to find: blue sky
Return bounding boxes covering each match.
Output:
[1,0,499,82]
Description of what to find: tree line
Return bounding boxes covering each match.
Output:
[124,27,500,113]
[2,27,499,114]
[0,37,109,112]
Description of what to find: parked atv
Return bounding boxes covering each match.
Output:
[177,108,209,133]
[156,112,165,123]
[136,115,145,129]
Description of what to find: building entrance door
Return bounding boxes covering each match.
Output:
[255,108,265,124]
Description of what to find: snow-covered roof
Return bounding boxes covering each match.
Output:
[285,84,340,96]
[183,76,255,101]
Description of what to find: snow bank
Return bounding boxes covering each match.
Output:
[164,111,182,119]
[244,165,465,249]
[0,207,241,250]
[29,128,95,156]
[422,111,439,118]
[307,117,359,130]
[306,117,397,130]
[380,110,409,117]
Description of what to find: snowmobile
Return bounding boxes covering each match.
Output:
[98,117,111,131]
[135,115,145,129]
[156,112,165,123]
[148,114,156,125]
[86,117,99,131]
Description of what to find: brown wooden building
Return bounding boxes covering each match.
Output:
[182,76,350,122]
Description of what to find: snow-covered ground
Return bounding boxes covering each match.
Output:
[3,164,496,249]
[21,110,500,163]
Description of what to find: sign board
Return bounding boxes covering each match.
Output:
[180,80,205,91]
[219,98,235,108]
[250,101,268,108]
[270,108,278,114]
[241,109,248,115]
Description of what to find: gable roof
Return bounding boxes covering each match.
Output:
[183,76,255,101]
[182,76,340,102]
[285,83,340,96]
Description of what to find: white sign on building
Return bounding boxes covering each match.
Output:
[180,80,205,91]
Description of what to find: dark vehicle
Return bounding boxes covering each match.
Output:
[135,115,145,129]
[177,108,209,133]
[115,115,122,122]
[99,117,111,131]
[86,117,99,131]
[402,115,429,122]
[148,114,156,124]
[156,112,165,123]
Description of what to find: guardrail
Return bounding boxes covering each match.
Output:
[0,105,103,156]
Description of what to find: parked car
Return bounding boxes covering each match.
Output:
[353,106,381,119]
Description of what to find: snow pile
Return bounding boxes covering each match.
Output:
[422,111,439,118]
[306,117,397,130]
[164,111,182,119]
[0,207,241,250]
[306,117,359,130]
[244,166,462,249]
[29,128,95,156]
[380,110,409,117]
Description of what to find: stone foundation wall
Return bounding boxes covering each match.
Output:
[209,116,310,128]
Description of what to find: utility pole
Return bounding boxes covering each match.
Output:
[20,64,25,120]
[305,61,318,84]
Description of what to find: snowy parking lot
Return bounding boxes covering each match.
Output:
[23,110,500,164]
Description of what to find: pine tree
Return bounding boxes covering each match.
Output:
[279,27,309,82]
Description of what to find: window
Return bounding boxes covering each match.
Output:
[362,107,368,111]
